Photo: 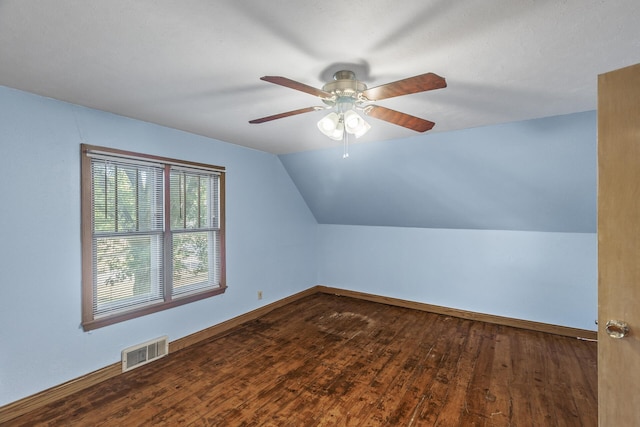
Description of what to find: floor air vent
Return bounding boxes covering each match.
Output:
[122,336,169,372]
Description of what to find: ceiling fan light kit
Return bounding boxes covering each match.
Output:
[317,99,371,141]
[250,69,446,156]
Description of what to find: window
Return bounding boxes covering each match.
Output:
[81,144,226,330]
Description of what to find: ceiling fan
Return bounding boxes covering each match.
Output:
[249,70,447,143]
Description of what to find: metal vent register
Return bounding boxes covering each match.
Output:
[122,336,168,372]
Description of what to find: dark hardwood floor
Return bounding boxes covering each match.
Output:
[11,293,597,426]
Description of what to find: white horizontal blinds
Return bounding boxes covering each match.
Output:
[170,167,221,297]
[91,159,164,317]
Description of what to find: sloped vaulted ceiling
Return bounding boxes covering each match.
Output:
[280,111,596,233]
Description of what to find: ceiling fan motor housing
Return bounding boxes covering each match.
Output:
[322,70,367,107]
[322,70,367,92]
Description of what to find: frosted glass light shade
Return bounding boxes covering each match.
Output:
[317,112,344,140]
[343,110,371,138]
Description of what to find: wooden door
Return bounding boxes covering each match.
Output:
[598,62,640,426]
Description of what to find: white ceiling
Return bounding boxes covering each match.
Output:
[1,1,638,154]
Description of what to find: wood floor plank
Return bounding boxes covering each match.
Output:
[9,293,597,426]
[420,319,476,425]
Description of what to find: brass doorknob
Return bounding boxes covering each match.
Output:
[605,320,630,339]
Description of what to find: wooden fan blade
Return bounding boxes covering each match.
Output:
[361,72,446,101]
[249,106,323,124]
[260,76,334,99]
[363,105,435,132]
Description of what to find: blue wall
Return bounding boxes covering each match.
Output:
[317,225,596,331]
[0,86,318,406]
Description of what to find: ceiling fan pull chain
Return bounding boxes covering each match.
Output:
[343,129,349,159]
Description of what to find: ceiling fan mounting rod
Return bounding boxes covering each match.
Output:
[333,70,356,80]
